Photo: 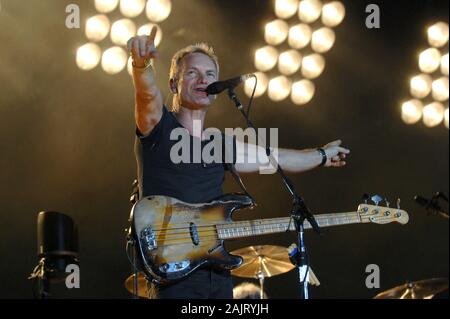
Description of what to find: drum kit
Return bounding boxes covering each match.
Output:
[124,244,448,299]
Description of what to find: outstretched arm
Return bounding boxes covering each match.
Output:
[127,26,163,136]
[234,140,350,174]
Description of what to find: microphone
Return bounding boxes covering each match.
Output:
[205,74,254,95]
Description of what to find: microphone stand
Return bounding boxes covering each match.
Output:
[227,89,321,299]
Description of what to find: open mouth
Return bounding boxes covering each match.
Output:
[193,88,208,96]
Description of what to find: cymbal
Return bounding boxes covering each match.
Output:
[374,278,449,299]
[124,272,154,299]
[230,245,295,279]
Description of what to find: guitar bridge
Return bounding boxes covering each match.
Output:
[140,226,157,250]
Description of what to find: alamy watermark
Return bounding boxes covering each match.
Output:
[365,4,380,29]
[169,121,279,174]
[65,264,80,289]
[65,4,80,29]
[365,264,380,289]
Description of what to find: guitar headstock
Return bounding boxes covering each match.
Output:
[357,195,409,225]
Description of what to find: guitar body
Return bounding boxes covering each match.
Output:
[130,193,409,285]
[131,194,254,284]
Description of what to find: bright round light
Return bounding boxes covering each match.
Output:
[244,72,269,98]
[137,23,163,47]
[110,19,136,46]
[275,0,299,19]
[423,102,445,127]
[298,0,322,23]
[427,22,449,48]
[268,76,292,102]
[291,79,315,105]
[301,54,325,79]
[146,0,172,23]
[76,43,102,71]
[445,107,449,129]
[288,24,312,49]
[401,99,423,125]
[255,46,279,72]
[441,53,449,76]
[311,27,335,53]
[120,0,146,18]
[101,46,128,74]
[265,19,289,46]
[127,56,133,76]
[419,48,441,73]
[322,1,345,27]
[85,14,110,42]
[410,74,432,99]
[432,77,449,102]
[95,0,119,13]
[278,50,302,75]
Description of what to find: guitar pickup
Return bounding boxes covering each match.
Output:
[159,260,190,273]
[140,226,157,250]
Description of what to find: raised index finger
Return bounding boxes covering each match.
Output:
[148,26,157,44]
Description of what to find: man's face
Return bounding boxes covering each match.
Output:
[176,52,218,110]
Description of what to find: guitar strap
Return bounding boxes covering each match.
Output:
[226,162,256,206]
[223,134,256,206]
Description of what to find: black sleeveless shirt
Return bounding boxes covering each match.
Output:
[134,106,235,204]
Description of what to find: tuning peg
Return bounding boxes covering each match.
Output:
[397,198,401,209]
[362,193,370,204]
[385,198,390,208]
[371,195,383,206]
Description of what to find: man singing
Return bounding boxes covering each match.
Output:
[127,27,350,299]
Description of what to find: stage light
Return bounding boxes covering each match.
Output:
[278,50,302,75]
[120,0,146,18]
[441,53,449,76]
[298,0,322,24]
[432,77,449,102]
[265,19,289,46]
[410,74,432,99]
[445,107,449,129]
[137,23,162,46]
[275,0,299,19]
[321,1,345,28]
[401,99,423,124]
[419,48,441,73]
[244,72,269,98]
[255,46,279,72]
[291,79,315,105]
[110,19,136,46]
[268,76,292,101]
[427,22,449,48]
[95,0,119,13]
[76,43,102,71]
[85,14,111,42]
[101,46,128,74]
[311,27,335,53]
[146,0,172,23]
[423,102,445,127]
[301,53,325,79]
[288,24,312,50]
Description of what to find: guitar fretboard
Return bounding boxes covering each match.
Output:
[216,212,361,240]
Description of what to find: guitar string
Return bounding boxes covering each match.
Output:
[147,215,395,245]
[149,213,360,232]
[149,214,360,235]
[146,217,365,244]
[149,213,359,231]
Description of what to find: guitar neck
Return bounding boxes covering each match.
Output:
[217,212,362,240]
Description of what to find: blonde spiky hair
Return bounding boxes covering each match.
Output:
[169,43,219,112]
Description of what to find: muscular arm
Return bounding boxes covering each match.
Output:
[128,27,163,136]
[234,139,350,174]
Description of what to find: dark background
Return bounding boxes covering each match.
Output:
[0,0,448,299]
